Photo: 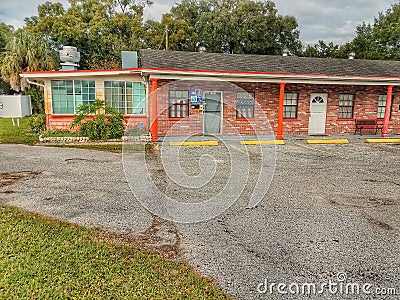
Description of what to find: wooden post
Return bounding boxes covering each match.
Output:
[381,85,393,138]
[276,82,286,140]
[151,78,158,142]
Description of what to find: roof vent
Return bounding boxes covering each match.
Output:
[348,52,355,59]
[198,46,206,53]
[282,48,289,57]
[59,46,80,70]
[121,51,138,68]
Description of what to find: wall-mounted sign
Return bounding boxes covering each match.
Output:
[190,88,203,104]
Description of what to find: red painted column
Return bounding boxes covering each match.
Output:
[381,85,393,138]
[150,78,158,142]
[276,82,286,140]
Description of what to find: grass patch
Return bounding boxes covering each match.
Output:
[0,117,38,145]
[0,205,230,299]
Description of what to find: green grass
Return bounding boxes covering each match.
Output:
[0,117,38,145]
[0,205,230,299]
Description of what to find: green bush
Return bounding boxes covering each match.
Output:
[28,114,46,134]
[71,99,126,141]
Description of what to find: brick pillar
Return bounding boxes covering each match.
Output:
[381,85,393,138]
[151,78,158,142]
[276,82,286,140]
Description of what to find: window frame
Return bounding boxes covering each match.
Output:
[283,92,298,119]
[377,94,394,119]
[236,91,255,119]
[169,90,189,118]
[104,81,146,115]
[51,79,96,115]
[338,93,355,119]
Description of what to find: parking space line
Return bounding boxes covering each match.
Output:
[294,143,351,160]
[229,144,262,162]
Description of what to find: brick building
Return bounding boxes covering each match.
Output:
[21,49,400,141]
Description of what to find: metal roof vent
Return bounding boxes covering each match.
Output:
[348,52,356,59]
[59,46,80,70]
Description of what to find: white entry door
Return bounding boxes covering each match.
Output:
[308,93,328,135]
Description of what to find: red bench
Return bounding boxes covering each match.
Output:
[354,118,383,135]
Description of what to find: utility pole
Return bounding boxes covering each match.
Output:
[165,25,168,50]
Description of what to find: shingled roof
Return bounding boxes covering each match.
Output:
[140,49,400,78]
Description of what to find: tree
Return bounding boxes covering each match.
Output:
[24,0,151,69]
[348,3,400,60]
[0,21,14,94]
[171,0,301,54]
[301,40,343,58]
[143,13,198,51]
[1,30,58,91]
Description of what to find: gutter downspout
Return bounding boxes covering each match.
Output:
[25,78,45,89]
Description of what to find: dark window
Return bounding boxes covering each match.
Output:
[169,90,189,118]
[377,94,394,118]
[236,91,255,118]
[284,92,298,119]
[339,94,354,118]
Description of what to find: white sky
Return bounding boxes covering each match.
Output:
[0,0,398,45]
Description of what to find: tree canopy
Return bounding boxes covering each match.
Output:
[301,3,400,60]
[171,0,301,54]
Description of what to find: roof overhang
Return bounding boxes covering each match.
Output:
[20,67,400,86]
[20,68,142,79]
[140,68,400,86]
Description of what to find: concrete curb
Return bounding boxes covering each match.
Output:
[240,140,285,145]
[306,139,349,144]
[169,141,219,146]
[365,138,400,143]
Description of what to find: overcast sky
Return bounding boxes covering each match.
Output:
[0,0,398,45]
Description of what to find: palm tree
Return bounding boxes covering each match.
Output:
[1,30,58,91]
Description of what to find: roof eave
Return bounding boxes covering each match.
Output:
[141,68,400,86]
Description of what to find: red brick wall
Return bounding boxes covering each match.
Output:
[155,80,399,137]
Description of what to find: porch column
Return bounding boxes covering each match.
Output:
[276,82,286,140]
[381,85,393,138]
[150,78,158,142]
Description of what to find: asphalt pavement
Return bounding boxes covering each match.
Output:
[0,140,399,299]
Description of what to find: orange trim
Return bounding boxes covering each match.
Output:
[276,82,286,140]
[22,66,400,81]
[22,68,142,75]
[151,78,158,142]
[381,85,393,137]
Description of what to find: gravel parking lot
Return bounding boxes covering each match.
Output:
[1,139,399,299]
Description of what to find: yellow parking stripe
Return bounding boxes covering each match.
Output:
[365,138,400,143]
[306,139,349,144]
[240,140,285,145]
[169,141,218,146]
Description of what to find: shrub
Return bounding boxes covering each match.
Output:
[28,114,46,134]
[71,99,126,141]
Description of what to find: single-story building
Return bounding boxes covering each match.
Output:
[20,49,400,141]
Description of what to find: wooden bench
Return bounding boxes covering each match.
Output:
[354,118,383,135]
